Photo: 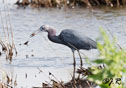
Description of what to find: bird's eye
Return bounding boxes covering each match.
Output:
[41,26,43,29]
[40,26,44,31]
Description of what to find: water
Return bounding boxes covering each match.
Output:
[0,1,126,87]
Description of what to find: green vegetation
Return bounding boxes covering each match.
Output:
[88,28,126,88]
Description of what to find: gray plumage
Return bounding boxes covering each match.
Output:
[59,29,97,50]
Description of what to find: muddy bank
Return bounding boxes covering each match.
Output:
[15,0,126,8]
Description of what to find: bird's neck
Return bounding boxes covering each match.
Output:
[48,29,56,37]
[47,28,64,44]
[48,35,63,44]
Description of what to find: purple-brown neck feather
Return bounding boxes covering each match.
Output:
[47,28,56,37]
[47,28,64,44]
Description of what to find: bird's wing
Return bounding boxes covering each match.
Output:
[59,29,97,50]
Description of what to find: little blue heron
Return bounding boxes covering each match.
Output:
[31,25,97,81]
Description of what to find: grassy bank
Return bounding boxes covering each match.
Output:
[0,4,17,63]
[15,0,126,8]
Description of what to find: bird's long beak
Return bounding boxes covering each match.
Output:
[30,27,44,37]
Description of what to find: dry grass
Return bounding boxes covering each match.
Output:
[0,1,17,63]
[0,83,7,88]
[39,67,97,88]
[15,0,126,8]
[0,74,17,88]
[41,79,96,88]
[39,65,105,88]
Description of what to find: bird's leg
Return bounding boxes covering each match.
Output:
[77,50,83,80]
[77,50,83,68]
[72,50,76,88]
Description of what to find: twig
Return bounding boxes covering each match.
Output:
[107,28,123,51]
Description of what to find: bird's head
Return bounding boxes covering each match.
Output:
[39,25,51,32]
[30,25,52,37]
